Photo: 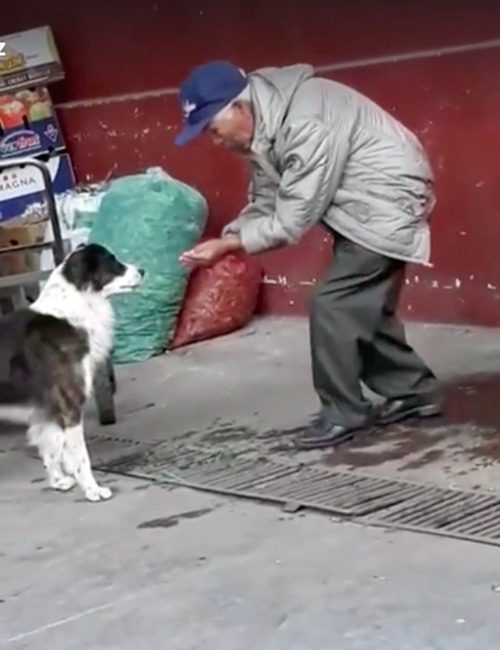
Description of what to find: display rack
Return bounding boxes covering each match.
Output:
[0,157,117,425]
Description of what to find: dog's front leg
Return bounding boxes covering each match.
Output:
[62,421,112,502]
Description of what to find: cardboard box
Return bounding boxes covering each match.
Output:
[0,26,64,92]
[0,87,66,160]
[0,153,76,223]
[0,215,47,275]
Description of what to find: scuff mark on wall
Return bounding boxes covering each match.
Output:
[263,275,289,286]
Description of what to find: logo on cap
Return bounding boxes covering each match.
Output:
[182,100,197,120]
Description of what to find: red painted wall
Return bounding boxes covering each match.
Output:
[4,0,500,324]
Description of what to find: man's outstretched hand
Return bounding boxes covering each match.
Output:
[179,235,241,268]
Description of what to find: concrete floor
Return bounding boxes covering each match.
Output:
[2,317,500,649]
[93,317,500,491]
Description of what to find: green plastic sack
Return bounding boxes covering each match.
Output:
[89,167,208,363]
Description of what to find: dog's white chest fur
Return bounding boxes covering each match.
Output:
[32,268,114,369]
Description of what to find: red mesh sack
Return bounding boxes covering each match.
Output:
[170,250,262,349]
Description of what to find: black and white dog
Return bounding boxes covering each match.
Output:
[0,243,144,502]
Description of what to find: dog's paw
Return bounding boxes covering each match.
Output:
[84,485,113,502]
[50,475,77,492]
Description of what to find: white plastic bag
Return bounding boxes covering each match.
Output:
[40,185,107,271]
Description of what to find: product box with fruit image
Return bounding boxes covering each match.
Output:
[0,87,66,160]
[0,153,75,223]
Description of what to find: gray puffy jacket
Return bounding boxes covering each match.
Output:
[222,64,436,265]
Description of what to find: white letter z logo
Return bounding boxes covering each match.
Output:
[0,43,6,58]
[182,100,197,119]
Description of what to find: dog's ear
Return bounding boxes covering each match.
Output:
[62,243,127,292]
[62,247,89,290]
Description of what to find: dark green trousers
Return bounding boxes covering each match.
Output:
[309,233,437,427]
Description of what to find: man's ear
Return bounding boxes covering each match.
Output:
[232,100,245,112]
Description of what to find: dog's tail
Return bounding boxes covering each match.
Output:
[0,381,33,423]
[0,405,32,424]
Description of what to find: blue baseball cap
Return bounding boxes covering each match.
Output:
[175,60,248,146]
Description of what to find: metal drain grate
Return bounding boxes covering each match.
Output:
[88,432,159,470]
[363,486,500,545]
[97,451,500,546]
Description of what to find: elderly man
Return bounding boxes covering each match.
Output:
[175,60,440,450]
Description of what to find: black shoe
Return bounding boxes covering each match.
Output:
[294,413,373,451]
[377,396,442,426]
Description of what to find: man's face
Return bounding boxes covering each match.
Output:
[206,102,254,153]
